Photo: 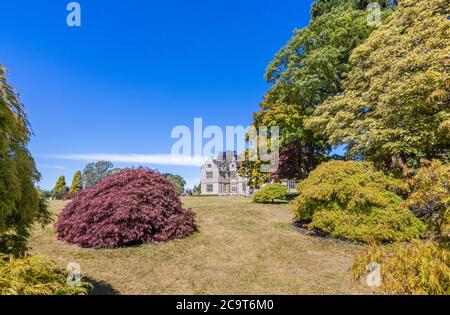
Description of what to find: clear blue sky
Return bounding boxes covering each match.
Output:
[0,0,314,190]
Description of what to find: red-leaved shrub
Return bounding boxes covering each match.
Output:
[55,168,196,248]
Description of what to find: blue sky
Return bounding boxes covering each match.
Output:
[0,0,314,189]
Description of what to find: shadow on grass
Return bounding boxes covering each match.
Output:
[85,277,119,295]
[255,200,290,205]
[292,221,363,246]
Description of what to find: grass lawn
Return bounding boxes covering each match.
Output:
[29,197,372,295]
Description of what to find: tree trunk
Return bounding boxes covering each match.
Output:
[390,153,411,177]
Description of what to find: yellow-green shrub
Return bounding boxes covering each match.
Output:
[403,160,449,240]
[292,161,425,243]
[0,254,91,295]
[253,183,288,203]
[352,241,450,295]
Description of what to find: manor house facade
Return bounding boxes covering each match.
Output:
[200,151,248,196]
[200,151,297,196]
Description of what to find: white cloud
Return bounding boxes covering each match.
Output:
[38,164,66,170]
[45,153,205,167]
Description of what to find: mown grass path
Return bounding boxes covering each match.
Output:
[29,197,371,294]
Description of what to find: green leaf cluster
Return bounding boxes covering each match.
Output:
[403,160,450,240]
[292,161,425,242]
[253,183,289,203]
[352,241,450,295]
[0,254,91,295]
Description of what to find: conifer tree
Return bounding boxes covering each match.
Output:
[69,171,82,194]
[52,176,68,200]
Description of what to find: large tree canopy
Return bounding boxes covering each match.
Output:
[308,0,450,173]
[0,65,50,255]
[242,1,393,186]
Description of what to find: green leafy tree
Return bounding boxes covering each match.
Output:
[0,255,91,295]
[52,176,68,200]
[403,160,450,240]
[81,161,119,189]
[163,173,186,195]
[292,160,425,243]
[69,170,82,194]
[242,1,393,186]
[0,65,51,255]
[308,0,450,174]
[253,183,288,203]
[240,153,271,189]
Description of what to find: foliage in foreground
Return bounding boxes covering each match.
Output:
[253,183,288,203]
[403,160,450,240]
[55,168,196,248]
[0,254,90,295]
[0,65,51,256]
[353,241,450,295]
[292,161,425,243]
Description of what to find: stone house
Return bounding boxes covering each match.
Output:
[200,151,248,196]
[200,151,297,196]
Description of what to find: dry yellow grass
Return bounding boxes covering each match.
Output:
[29,197,372,295]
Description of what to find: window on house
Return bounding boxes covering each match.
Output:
[206,172,213,179]
[206,184,214,192]
[230,172,236,179]
[242,183,246,192]
[231,184,237,193]
[287,180,296,190]
[207,164,212,168]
